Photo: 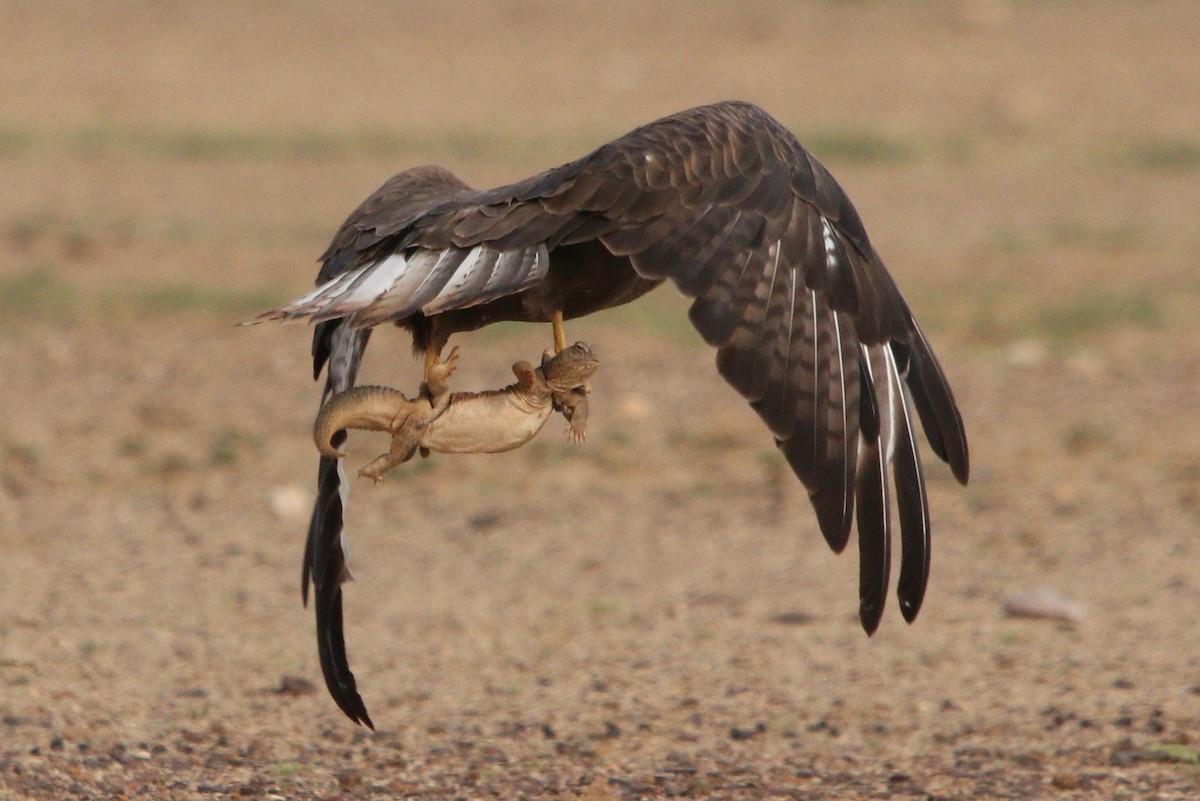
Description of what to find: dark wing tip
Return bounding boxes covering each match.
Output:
[855,439,890,636]
[894,404,931,624]
[896,331,969,486]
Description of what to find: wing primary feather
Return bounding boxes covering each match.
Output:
[858,346,881,441]
[806,299,844,550]
[824,311,856,549]
[855,348,891,635]
[886,346,931,623]
[900,323,969,483]
[819,216,860,314]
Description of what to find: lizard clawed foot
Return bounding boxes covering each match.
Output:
[357,439,421,482]
[359,467,386,484]
[358,456,391,483]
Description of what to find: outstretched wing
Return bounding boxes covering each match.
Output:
[264,101,969,724]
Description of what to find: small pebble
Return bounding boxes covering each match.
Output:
[1002,588,1085,623]
[1007,339,1046,369]
[268,485,309,523]
[275,675,317,696]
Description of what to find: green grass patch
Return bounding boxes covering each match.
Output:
[982,220,1143,256]
[125,285,283,317]
[269,761,310,779]
[0,269,78,318]
[0,127,33,156]
[598,291,704,347]
[67,126,349,161]
[1127,139,1200,171]
[209,428,262,467]
[469,291,703,348]
[44,123,590,164]
[1044,220,1142,251]
[1,268,288,323]
[997,629,1026,646]
[588,598,620,616]
[803,130,919,165]
[1036,290,1161,341]
[1147,743,1200,765]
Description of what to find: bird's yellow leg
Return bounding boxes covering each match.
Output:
[552,309,567,354]
[423,343,440,383]
[423,316,444,385]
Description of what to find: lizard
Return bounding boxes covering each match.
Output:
[313,341,600,482]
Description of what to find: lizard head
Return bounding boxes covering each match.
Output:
[540,341,600,392]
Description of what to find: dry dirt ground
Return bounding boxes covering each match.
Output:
[3,2,1200,799]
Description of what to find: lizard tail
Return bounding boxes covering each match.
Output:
[312,385,412,459]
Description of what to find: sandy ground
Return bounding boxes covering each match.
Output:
[2,2,1200,798]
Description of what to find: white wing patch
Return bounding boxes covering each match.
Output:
[879,345,903,463]
[820,215,839,274]
[329,253,410,313]
[885,345,927,538]
[252,244,547,326]
[857,343,902,468]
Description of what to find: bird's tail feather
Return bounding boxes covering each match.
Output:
[303,320,374,728]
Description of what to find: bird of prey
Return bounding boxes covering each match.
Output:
[255,101,969,727]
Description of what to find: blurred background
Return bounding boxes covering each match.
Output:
[2,2,1199,798]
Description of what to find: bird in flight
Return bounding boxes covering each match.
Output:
[255,101,969,727]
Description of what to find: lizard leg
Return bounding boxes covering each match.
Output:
[560,389,590,443]
[359,438,419,484]
[511,360,538,394]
